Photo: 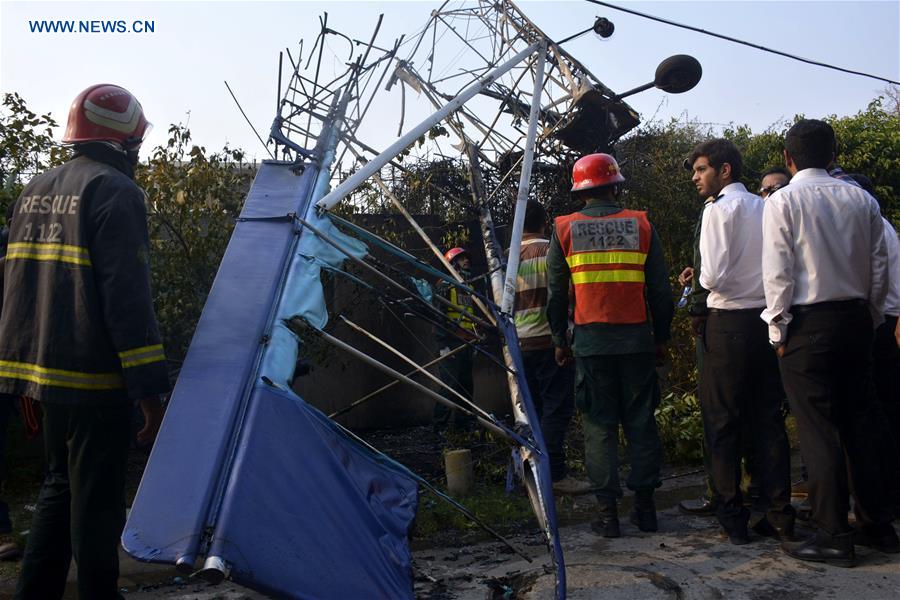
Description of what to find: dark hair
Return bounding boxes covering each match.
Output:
[784,119,835,171]
[688,138,743,181]
[847,173,875,196]
[523,200,547,233]
[761,166,790,179]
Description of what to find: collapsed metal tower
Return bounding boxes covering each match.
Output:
[125,2,700,598]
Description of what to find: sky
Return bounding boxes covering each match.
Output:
[1,0,898,163]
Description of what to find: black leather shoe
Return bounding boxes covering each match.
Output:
[679,496,717,516]
[854,524,900,554]
[782,533,856,567]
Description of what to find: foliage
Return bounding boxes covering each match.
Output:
[413,483,535,541]
[828,98,900,222]
[655,391,704,464]
[136,124,255,361]
[0,93,70,223]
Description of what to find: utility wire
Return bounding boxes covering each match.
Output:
[585,0,899,86]
[224,81,275,159]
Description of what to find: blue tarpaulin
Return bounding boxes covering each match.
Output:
[123,161,419,598]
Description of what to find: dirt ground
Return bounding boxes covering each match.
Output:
[1,425,898,599]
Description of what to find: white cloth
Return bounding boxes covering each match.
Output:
[884,217,900,317]
[761,168,888,343]
[699,182,766,309]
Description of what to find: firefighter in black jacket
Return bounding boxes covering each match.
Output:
[0,84,170,600]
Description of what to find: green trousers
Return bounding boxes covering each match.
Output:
[15,401,132,600]
[577,353,662,499]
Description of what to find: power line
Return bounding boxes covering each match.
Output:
[585,0,900,86]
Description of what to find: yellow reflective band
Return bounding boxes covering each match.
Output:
[6,242,92,266]
[118,344,166,369]
[566,251,647,268]
[571,270,646,284]
[0,360,124,390]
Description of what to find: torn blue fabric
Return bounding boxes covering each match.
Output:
[123,161,418,599]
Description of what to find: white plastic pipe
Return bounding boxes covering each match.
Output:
[500,42,547,315]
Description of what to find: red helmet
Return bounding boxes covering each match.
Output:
[62,84,150,147]
[444,247,468,264]
[571,153,625,192]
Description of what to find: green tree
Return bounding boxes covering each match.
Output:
[829,98,900,222]
[0,93,70,223]
[137,124,255,361]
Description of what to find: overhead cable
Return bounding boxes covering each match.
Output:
[585,0,899,86]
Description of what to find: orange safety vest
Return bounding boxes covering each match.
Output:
[555,209,651,325]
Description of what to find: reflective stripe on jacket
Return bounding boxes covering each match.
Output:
[554,209,651,325]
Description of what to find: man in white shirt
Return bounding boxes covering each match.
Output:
[689,139,793,545]
[848,173,900,525]
[762,119,896,566]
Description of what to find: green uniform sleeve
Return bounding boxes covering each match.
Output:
[645,225,674,344]
[89,180,170,399]
[545,230,570,348]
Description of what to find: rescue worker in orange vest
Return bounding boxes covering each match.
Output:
[433,247,478,432]
[547,153,673,537]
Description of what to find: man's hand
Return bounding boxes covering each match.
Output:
[776,345,786,359]
[554,346,573,367]
[137,396,164,447]
[678,267,694,287]
[690,315,707,336]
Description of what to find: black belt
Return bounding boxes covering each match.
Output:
[708,307,763,314]
[791,299,866,314]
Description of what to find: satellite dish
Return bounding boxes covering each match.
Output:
[654,54,702,94]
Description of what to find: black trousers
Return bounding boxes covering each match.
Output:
[0,395,15,534]
[779,301,893,535]
[15,401,132,600]
[872,315,900,508]
[521,347,575,481]
[700,309,792,532]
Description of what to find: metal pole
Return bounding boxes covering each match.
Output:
[295,215,495,332]
[327,343,469,419]
[348,149,497,327]
[339,316,494,425]
[316,42,540,210]
[302,322,516,443]
[325,410,533,563]
[500,41,547,315]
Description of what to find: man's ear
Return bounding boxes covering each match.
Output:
[719,162,732,181]
[783,149,796,174]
